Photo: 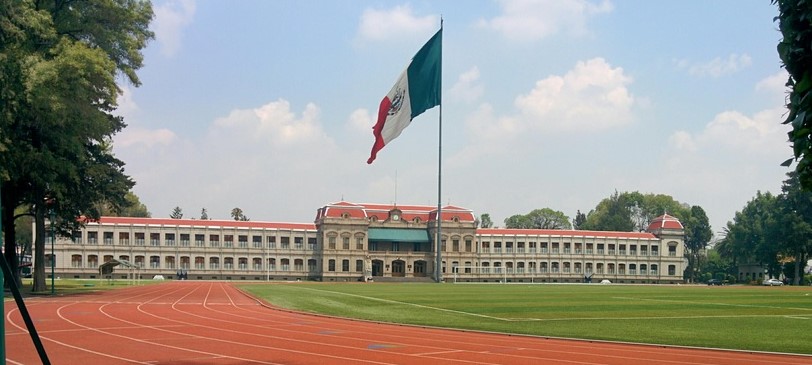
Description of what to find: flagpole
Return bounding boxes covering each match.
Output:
[435,18,443,283]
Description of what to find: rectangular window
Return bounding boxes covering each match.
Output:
[195,234,204,246]
[452,239,460,252]
[165,233,176,246]
[268,236,276,248]
[150,233,160,246]
[328,259,336,272]
[465,240,472,252]
[252,235,262,248]
[294,237,303,249]
[308,237,317,250]
[224,235,233,248]
[342,237,350,250]
[356,260,364,272]
[281,237,290,249]
[238,235,248,248]
[328,236,336,249]
[356,237,364,250]
[342,259,350,272]
[103,232,113,245]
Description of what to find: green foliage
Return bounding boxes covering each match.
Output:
[684,206,713,282]
[231,207,249,221]
[572,209,586,230]
[0,0,154,291]
[504,208,571,229]
[720,172,812,283]
[170,206,183,219]
[241,283,812,354]
[479,213,493,228]
[774,0,812,189]
[581,191,692,232]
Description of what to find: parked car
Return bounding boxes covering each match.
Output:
[762,278,783,286]
[707,279,723,286]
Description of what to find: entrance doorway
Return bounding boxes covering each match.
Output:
[392,260,405,277]
[413,260,427,277]
[372,260,383,277]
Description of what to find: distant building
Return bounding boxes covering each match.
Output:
[42,202,687,283]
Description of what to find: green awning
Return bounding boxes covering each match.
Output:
[368,228,430,242]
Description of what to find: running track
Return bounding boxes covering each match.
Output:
[5,281,812,364]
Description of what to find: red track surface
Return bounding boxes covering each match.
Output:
[5,281,812,364]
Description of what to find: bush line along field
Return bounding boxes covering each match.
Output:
[240,283,812,355]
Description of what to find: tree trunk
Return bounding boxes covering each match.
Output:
[2,187,21,288]
[32,203,47,292]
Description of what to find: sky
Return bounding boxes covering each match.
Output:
[113,0,790,239]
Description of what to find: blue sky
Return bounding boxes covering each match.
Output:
[114,0,789,238]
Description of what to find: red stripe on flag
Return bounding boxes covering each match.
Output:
[367,96,392,164]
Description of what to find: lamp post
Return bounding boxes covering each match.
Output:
[49,208,55,295]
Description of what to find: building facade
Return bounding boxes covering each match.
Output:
[44,201,687,284]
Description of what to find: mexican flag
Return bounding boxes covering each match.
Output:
[367,29,442,164]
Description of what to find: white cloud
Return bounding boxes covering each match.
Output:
[756,70,788,95]
[212,99,325,146]
[675,53,753,78]
[348,108,373,133]
[513,57,635,132]
[449,66,485,103]
[152,0,196,57]
[357,5,438,41]
[479,0,613,41]
[115,127,177,149]
[114,84,138,120]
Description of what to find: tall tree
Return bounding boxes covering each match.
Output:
[684,206,713,282]
[170,206,183,219]
[774,0,812,189]
[479,213,493,228]
[719,192,782,278]
[504,208,572,229]
[777,172,812,284]
[572,210,587,230]
[231,207,249,221]
[0,0,154,292]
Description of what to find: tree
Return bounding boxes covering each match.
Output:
[774,0,812,189]
[170,206,183,219]
[719,192,782,278]
[684,206,713,282]
[581,191,690,232]
[200,208,209,220]
[0,0,154,292]
[777,172,812,284]
[479,213,493,228]
[504,208,572,229]
[572,210,586,230]
[581,191,635,231]
[231,207,249,221]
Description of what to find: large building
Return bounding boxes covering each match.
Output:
[45,201,687,283]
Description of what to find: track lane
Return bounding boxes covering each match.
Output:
[5,281,812,365]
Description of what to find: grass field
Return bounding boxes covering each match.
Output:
[240,282,812,354]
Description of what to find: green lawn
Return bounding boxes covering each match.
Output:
[240,282,812,354]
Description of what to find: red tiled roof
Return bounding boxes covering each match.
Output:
[317,201,476,222]
[646,214,683,231]
[87,217,315,231]
[476,228,657,239]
